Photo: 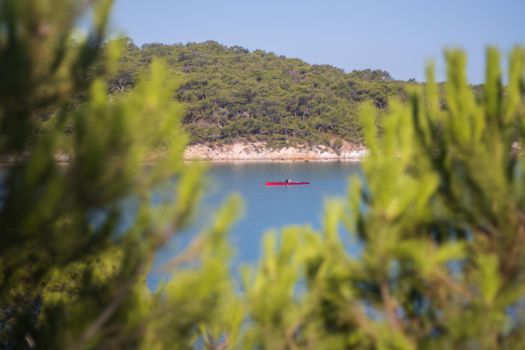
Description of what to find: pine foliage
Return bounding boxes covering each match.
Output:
[0,1,240,348]
[241,49,525,349]
[1,1,525,349]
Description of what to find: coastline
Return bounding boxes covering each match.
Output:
[183,142,367,162]
[0,142,368,164]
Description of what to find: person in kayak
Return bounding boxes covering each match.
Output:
[285,177,292,184]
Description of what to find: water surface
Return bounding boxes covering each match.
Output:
[149,161,362,289]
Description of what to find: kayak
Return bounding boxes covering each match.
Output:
[265,181,310,186]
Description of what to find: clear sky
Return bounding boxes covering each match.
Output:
[111,0,524,83]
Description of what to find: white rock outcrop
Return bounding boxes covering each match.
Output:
[183,142,367,161]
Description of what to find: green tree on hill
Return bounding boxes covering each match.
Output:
[109,39,409,147]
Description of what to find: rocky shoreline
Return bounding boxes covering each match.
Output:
[0,142,367,164]
[183,142,367,161]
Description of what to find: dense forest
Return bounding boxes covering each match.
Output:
[107,39,412,147]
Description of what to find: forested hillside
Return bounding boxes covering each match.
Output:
[109,39,411,147]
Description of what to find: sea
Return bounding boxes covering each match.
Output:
[148,161,362,289]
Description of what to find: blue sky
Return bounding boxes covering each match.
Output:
[111,0,524,83]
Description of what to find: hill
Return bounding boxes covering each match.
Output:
[110,39,412,149]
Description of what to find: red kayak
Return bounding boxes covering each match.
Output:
[266,181,310,186]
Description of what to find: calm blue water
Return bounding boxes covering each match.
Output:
[148,161,362,289]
